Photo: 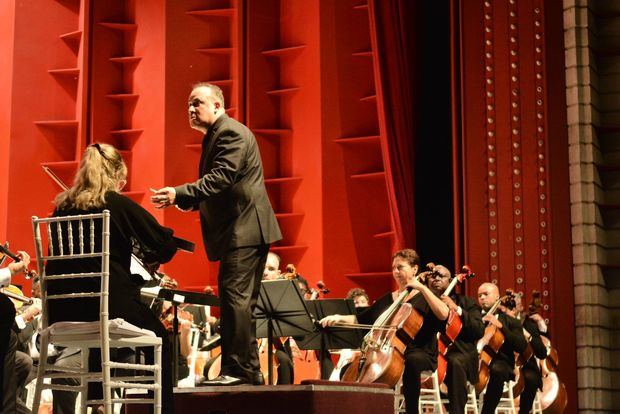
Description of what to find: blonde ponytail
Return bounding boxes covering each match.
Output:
[54,143,127,210]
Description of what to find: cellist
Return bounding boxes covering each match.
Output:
[512,292,548,414]
[320,249,449,414]
[428,264,484,414]
[477,283,527,414]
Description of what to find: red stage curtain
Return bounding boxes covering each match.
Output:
[368,0,418,250]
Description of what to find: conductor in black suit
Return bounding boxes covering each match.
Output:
[151,82,282,385]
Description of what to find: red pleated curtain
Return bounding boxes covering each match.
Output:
[368,0,418,250]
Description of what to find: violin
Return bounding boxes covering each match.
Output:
[0,243,37,279]
[283,264,298,280]
[159,304,204,333]
[341,275,425,386]
[475,290,516,394]
[308,281,329,300]
[285,263,329,300]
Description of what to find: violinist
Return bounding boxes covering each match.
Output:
[263,252,282,281]
[428,265,484,414]
[329,288,370,380]
[512,293,548,414]
[46,143,179,413]
[295,273,335,379]
[346,288,369,308]
[477,283,527,414]
[321,249,449,414]
[1,250,31,413]
[260,252,295,384]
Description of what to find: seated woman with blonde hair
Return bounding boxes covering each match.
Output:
[46,143,178,414]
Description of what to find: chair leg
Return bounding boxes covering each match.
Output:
[466,383,479,414]
[154,342,162,414]
[80,348,90,414]
[101,345,113,414]
[32,333,51,414]
[433,372,444,413]
[508,381,516,414]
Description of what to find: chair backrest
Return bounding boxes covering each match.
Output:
[31,210,111,338]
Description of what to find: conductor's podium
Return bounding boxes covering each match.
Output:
[127,380,394,414]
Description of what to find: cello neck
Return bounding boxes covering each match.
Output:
[487,298,502,318]
[366,276,418,337]
[443,276,460,297]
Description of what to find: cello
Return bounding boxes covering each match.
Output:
[513,291,539,397]
[512,291,567,412]
[341,275,426,386]
[475,290,516,394]
[537,317,567,412]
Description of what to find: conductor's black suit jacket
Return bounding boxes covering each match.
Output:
[174,114,282,261]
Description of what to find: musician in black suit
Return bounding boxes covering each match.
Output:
[427,265,484,414]
[477,283,527,414]
[151,83,282,386]
[513,294,548,414]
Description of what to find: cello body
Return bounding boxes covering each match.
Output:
[475,324,505,394]
[539,336,567,413]
[342,301,423,386]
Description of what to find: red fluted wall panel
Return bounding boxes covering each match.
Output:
[458,0,577,410]
[0,0,88,271]
[0,0,16,240]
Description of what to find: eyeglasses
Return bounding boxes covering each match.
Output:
[428,271,449,280]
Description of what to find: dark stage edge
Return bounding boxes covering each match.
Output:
[127,382,395,414]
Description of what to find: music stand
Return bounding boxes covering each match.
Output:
[254,279,315,385]
[296,299,364,378]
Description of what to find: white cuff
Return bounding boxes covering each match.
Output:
[15,314,26,330]
[456,306,463,316]
[0,267,11,287]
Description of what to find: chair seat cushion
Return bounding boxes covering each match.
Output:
[44,317,156,338]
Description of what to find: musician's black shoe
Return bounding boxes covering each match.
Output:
[198,375,248,386]
[252,372,265,385]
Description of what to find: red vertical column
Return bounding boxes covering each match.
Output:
[457,0,576,409]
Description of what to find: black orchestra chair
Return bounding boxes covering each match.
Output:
[30,211,163,414]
